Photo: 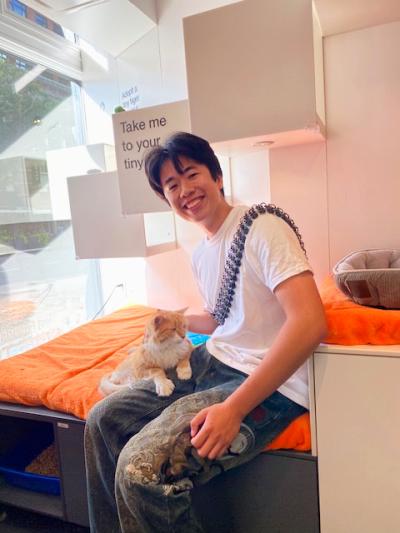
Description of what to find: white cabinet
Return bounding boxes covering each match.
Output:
[183,0,325,154]
[313,345,400,533]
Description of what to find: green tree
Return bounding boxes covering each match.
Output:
[0,56,61,153]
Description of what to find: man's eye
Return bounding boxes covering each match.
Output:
[189,173,198,179]
[168,184,178,191]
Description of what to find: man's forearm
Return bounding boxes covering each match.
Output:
[186,312,218,334]
[224,314,326,419]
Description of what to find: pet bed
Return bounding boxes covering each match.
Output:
[333,248,400,309]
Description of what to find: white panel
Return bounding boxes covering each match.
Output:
[156,0,243,102]
[312,4,325,124]
[184,0,319,144]
[325,22,400,267]
[112,100,191,214]
[46,144,116,219]
[143,212,175,247]
[67,171,147,258]
[315,351,400,532]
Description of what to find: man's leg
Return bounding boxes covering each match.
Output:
[115,373,306,533]
[84,378,195,533]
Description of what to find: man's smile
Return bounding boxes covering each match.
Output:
[183,196,204,211]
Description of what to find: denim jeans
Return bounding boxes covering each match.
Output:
[84,344,307,533]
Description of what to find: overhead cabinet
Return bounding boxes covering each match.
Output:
[183,0,325,153]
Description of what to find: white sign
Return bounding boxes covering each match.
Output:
[112,100,191,215]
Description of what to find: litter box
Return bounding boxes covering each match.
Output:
[0,423,61,496]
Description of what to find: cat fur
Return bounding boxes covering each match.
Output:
[99,310,193,397]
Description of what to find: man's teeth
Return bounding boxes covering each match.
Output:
[186,198,202,209]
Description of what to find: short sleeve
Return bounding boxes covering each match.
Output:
[246,214,312,291]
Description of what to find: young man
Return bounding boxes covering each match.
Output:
[85,132,327,532]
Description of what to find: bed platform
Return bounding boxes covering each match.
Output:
[0,401,319,532]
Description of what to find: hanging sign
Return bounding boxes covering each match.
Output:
[112,100,191,214]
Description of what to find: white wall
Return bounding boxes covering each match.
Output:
[269,142,329,285]
[265,20,400,282]
[145,248,203,310]
[230,151,270,206]
[324,21,400,266]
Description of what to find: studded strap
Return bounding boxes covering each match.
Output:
[211,203,306,326]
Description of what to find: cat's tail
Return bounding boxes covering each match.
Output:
[98,375,128,397]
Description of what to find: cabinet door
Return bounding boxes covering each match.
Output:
[314,353,400,533]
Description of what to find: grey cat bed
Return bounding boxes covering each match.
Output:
[333,249,400,309]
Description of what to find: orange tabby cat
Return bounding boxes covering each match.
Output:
[99,309,192,397]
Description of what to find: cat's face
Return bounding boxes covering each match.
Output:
[145,310,188,343]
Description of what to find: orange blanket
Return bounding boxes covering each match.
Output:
[321,276,400,345]
[0,304,310,452]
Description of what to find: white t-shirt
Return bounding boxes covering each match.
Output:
[191,205,312,408]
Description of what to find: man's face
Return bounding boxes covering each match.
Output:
[159,156,225,231]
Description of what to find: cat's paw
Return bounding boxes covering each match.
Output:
[177,365,192,380]
[156,378,175,397]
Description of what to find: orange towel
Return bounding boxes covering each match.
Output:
[0,304,311,451]
[0,305,155,419]
[321,276,400,345]
[266,412,311,452]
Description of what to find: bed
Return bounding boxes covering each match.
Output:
[0,276,399,532]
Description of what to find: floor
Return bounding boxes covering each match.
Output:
[0,504,89,533]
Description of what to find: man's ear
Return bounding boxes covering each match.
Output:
[216,174,226,197]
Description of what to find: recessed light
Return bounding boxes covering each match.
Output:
[253,140,274,147]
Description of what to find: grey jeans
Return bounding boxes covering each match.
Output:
[84,344,307,533]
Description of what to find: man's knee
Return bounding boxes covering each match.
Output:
[86,393,128,442]
[117,437,160,486]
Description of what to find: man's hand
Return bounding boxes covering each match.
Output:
[190,402,243,460]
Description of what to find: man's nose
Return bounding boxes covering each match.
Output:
[180,178,194,197]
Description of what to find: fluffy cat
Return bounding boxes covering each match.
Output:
[99,309,192,397]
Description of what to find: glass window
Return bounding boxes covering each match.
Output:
[0,48,100,359]
[35,13,47,28]
[6,0,75,41]
[7,0,26,17]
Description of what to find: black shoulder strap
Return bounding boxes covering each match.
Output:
[211,203,306,326]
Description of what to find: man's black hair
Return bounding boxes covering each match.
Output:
[144,131,223,200]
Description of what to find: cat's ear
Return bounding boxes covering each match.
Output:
[154,315,165,328]
[175,307,188,315]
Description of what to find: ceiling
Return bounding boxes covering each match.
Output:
[314,0,400,36]
[19,0,400,57]
[20,0,157,57]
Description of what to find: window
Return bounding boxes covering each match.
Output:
[0,48,100,359]
[35,13,47,28]
[5,0,74,40]
[7,0,26,17]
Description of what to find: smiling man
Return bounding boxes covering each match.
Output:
[85,132,327,532]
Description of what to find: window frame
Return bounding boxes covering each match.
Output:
[0,0,82,81]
